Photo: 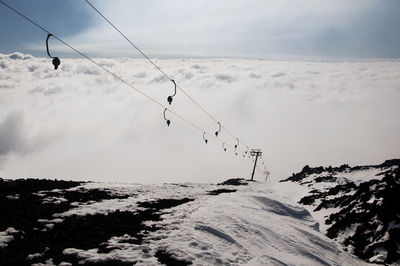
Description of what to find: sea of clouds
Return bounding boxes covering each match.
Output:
[0,52,399,183]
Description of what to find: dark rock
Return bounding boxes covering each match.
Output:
[0,179,195,265]
[155,249,192,266]
[314,175,336,183]
[218,178,248,186]
[288,160,400,264]
[138,198,194,211]
[207,189,237,195]
[0,178,82,195]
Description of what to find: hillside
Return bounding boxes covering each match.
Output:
[0,177,365,265]
[280,159,400,264]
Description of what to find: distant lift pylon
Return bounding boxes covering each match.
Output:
[250,149,262,181]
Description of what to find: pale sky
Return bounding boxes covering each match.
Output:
[1,0,399,58]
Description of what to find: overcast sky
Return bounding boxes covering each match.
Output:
[1,0,400,58]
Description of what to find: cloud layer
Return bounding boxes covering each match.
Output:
[0,52,399,182]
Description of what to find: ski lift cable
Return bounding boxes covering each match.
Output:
[0,0,239,150]
[83,0,250,149]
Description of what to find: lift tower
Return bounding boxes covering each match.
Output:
[250,149,262,181]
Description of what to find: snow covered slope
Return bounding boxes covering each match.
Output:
[279,159,400,264]
[0,178,367,265]
[150,185,363,265]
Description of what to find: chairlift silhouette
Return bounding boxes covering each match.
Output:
[222,142,227,152]
[234,138,239,155]
[244,146,249,157]
[234,138,239,149]
[167,79,176,105]
[203,132,208,144]
[163,108,171,126]
[46,34,60,70]
[215,122,221,137]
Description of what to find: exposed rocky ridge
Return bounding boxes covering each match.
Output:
[0,179,195,265]
[281,159,400,264]
[281,159,400,183]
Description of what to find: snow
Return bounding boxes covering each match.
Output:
[5,194,19,200]
[4,165,396,264]
[278,163,399,235]
[51,181,367,265]
[37,218,63,224]
[369,253,387,264]
[27,253,43,261]
[0,227,19,248]
[338,168,388,185]
[42,196,68,205]
[280,162,400,265]
[293,167,386,189]
[31,259,54,266]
